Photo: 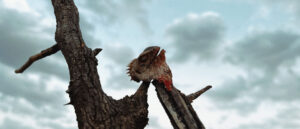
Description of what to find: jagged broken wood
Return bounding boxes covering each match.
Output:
[153,80,211,129]
[187,85,212,103]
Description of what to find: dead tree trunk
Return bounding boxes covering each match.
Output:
[153,81,211,129]
[15,0,212,129]
[16,0,150,129]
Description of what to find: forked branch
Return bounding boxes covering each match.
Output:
[15,44,60,73]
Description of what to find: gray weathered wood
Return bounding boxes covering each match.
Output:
[153,80,209,129]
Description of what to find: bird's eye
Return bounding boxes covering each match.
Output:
[138,55,147,62]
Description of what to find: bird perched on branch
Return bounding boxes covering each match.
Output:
[127,46,173,91]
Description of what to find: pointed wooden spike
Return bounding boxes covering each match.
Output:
[187,85,212,103]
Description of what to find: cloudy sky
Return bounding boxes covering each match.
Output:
[1,0,300,129]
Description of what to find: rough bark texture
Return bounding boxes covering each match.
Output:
[52,1,150,129]
[42,1,150,129]
[153,80,211,129]
[16,0,212,129]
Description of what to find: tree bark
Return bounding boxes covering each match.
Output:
[16,0,212,129]
[153,80,211,129]
[17,0,150,129]
[51,1,150,128]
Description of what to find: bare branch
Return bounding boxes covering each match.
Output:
[187,85,212,103]
[15,44,60,73]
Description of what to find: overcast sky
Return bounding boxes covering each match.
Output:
[0,0,300,129]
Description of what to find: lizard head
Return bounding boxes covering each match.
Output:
[127,46,166,82]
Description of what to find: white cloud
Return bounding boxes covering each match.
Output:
[252,6,271,19]
[1,0,300,129]
[3,0,30,12]
[3,0,39,16]
[165,12,225,62]
[226,29,300,73]
[76,0,152,34]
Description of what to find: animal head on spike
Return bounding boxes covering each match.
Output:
[127,46,173,91]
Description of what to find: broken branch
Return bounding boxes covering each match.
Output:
[187,85,212,103]
[93,48,102,56]
[15,44,60,73]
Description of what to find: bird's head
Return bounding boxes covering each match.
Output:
[127,46,166,82]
